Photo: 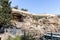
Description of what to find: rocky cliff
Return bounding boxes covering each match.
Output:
[11,8,60,39]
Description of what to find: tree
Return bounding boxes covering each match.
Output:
[0,0,12,27]
[21,8,28,11]
[14,5,18,9]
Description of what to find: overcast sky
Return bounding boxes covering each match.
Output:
[10,0,60,15]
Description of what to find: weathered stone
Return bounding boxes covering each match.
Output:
[9,8,60,40]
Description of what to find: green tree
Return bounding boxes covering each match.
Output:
[14,6,18,9]
[21,8,28,11]
[0,0,12,27]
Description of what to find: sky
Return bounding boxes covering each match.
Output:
[10,0,60,15]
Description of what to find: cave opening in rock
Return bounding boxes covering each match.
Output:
[12,13,24,22]
[17,14,24,22]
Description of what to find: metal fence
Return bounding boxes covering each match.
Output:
[42,32,60,40]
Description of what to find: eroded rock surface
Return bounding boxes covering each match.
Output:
[11,8,60,39]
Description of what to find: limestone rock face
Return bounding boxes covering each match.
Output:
[11,9,60,39]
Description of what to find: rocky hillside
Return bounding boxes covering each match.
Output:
[11,8,60,38]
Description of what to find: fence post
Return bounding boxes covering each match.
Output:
[51,32,53,40]
[24,29,26,40]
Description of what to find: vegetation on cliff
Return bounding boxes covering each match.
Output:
[0,0,12,27]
